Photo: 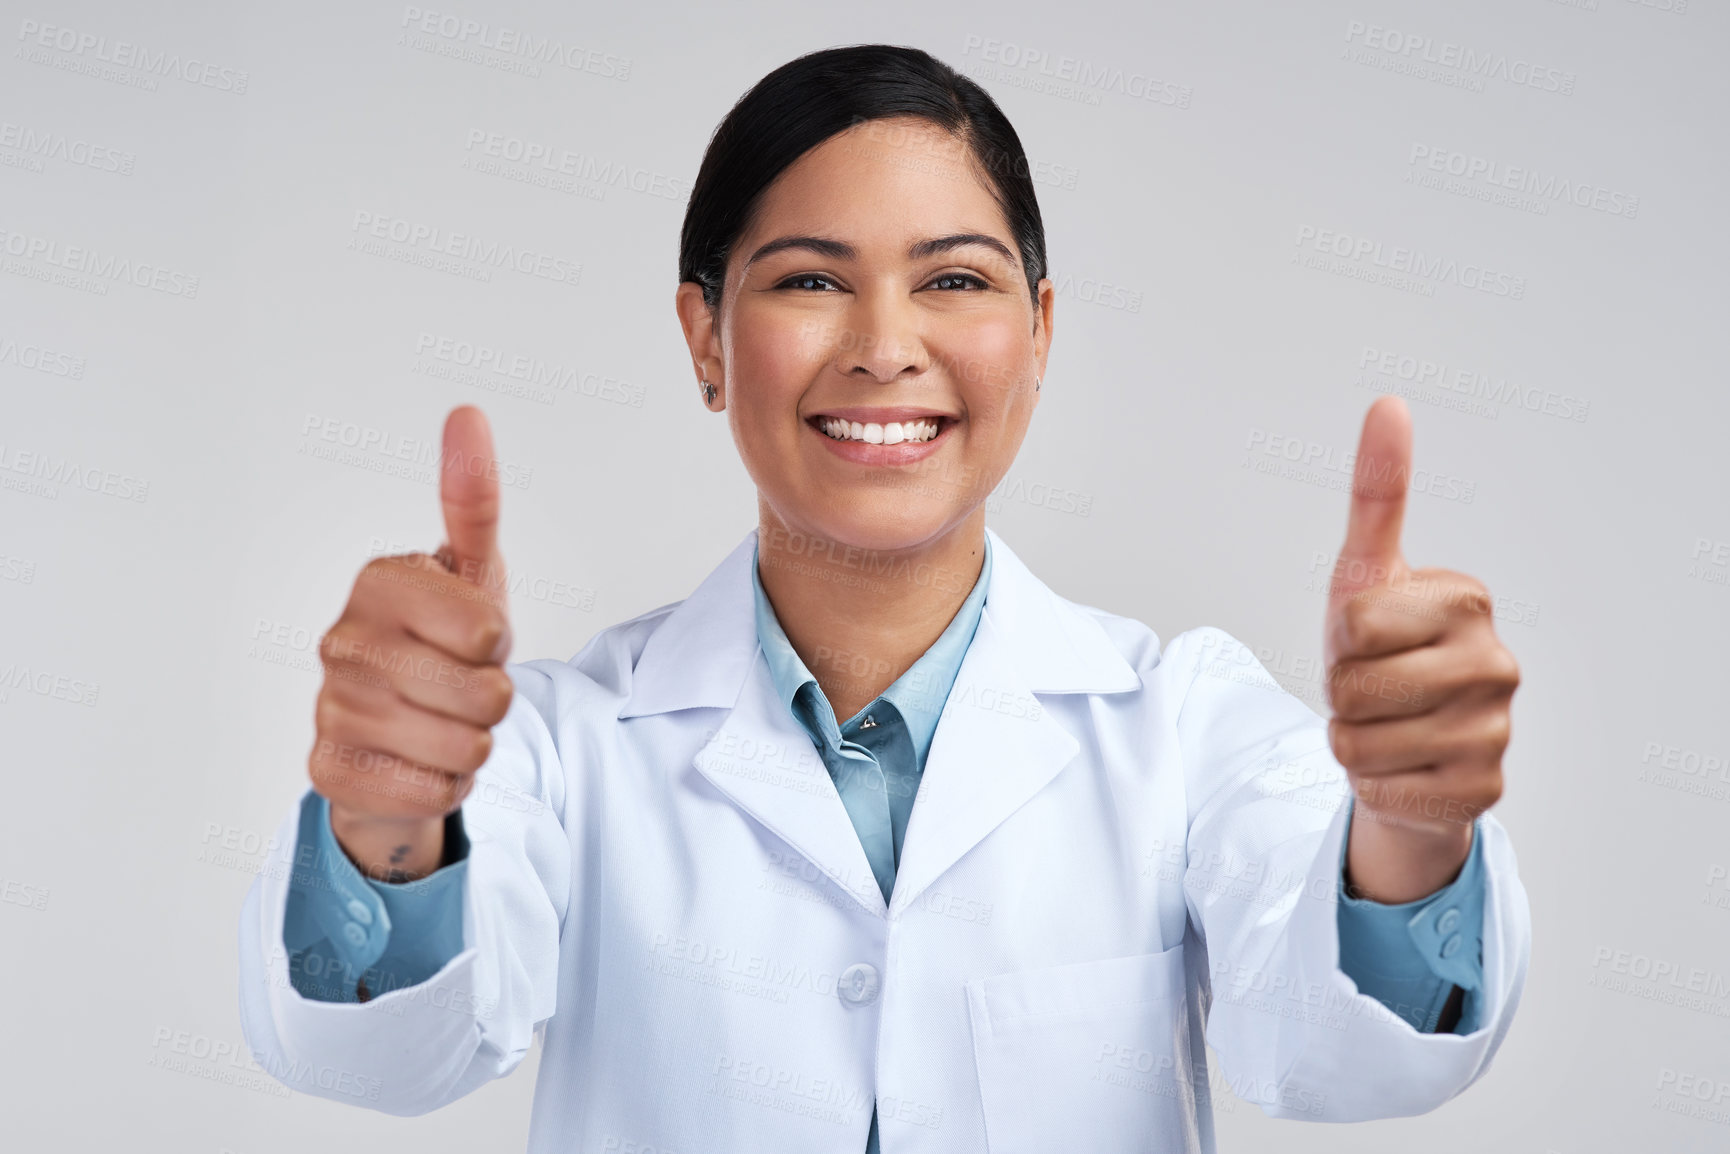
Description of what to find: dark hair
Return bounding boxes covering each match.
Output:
[678,44,1048,312]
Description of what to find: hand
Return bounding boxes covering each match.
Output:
[1324,396,1520,903]
[308,406,515,881]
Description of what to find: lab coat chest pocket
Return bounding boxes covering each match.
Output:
[965,944,1201,1154]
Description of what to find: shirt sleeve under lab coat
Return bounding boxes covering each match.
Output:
[1336,799,1489,1034]
[279,790,469,1003]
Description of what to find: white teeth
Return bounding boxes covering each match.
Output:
[820,417,940,444]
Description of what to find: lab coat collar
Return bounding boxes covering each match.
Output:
[617,524,1142,916]
[619,525,1134,715]
[749,531,993,767]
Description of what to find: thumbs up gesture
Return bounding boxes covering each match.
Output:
[308,406,516,881]
[1324,397,1520,903]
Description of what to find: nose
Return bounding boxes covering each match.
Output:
[836,287,929,384]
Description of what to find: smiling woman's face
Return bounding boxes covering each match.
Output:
[678,115,1054,557]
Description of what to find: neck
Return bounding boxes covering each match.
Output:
[755,503,987,722]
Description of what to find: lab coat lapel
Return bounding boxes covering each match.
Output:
[692,655,889,917]
[618,529,886,917]
[886,602,1077,916]
[889,527,1143,915]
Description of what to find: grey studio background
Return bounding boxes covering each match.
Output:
[2,0,1726,1151]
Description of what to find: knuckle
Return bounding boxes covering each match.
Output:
[308,762,342,798]
[313,691,346,738]
[1470,768,1505,813]
[1326,664,1367,720]
[1332,690,1367,723]
[460,726,494,773]
[1353,616,1389,657]
[318,622,356,664]
[1487,646,1521,691]
[467,609,506,660]
[481,668,515,722]
[1484,709,1512,753]
[357,554,429,607]
[358,556,400,589]
[1328,719,1361,769]
[309,743,353,791]
[1455,573,1492,615]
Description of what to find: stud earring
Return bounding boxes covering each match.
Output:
[1036,376,1042,392]
[699,379,717,406]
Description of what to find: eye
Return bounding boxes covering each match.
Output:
[928,272,988,291]
[776,273,842,292]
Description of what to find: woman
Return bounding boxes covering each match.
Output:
[241,44,1529,1153]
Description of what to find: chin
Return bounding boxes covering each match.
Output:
[776,498,967,557]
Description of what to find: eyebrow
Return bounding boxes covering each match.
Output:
[743,232,1018,271]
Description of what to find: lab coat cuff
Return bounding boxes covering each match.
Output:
[1235,793,1528,1120]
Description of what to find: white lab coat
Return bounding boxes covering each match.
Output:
[239,525,1531,1153]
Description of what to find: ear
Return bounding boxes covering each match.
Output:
[1032,276,1055,387]
[675,281,725,405]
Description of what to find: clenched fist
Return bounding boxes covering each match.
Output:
[309,406,515,881]
[1324,396,1521,903]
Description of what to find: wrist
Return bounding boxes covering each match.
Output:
[326,802,448,883]
[1345,804,1473,904]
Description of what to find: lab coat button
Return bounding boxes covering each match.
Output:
[346,899,373,925]
[1440,933,1463,959]
[343,922,368,948]
[1436,907,1460,935]
[838,963,880,1006]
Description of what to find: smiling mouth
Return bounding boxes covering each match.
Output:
[811,416,947,445]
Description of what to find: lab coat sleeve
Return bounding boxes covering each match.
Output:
[1172,627,1530,1121]
[237,658,572,1115]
